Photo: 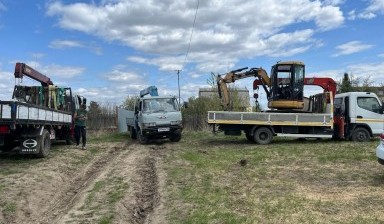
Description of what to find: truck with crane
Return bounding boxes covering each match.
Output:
[126,86,183,144]
[0,62,85,157]
[208,61,384,144]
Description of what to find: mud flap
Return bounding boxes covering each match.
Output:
[19,127,44,154]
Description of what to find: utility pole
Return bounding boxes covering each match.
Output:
[175,69,181,107]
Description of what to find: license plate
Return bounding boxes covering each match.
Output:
[158,127,170,132]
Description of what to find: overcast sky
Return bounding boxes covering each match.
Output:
[1,0,384,109]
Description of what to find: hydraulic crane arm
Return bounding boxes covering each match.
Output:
[217,67,270,110]
[304,77,337,98]
[140,86,159,97]
[14,62,53,86]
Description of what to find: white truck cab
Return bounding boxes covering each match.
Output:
[334,92,384,140]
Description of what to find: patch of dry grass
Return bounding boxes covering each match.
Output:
[165,131,384,223]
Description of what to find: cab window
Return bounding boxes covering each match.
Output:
[357,97,381,113]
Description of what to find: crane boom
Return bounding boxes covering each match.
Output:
[140,86,159,97]
[14,62,53,86]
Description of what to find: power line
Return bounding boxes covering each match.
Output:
[175,0,200,104]
[183,0,200,67]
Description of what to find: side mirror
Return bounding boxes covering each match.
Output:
[381,102,384,114]
[183,102,188,109]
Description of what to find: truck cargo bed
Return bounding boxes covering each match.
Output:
[208,111,333,127]
[0,101,72,125]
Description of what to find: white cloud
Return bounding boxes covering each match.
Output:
[49,39,103,55]
[127,56,185,71]
[347,10,356,20]
[0,70,14,101]
[43,64,85,79]
[323,0,345,6]
[49,39,84,49]
[311,62,384,86]
[366,0,384,13]
[47,0,344,73]
[332,41,373,57]
[105,70,144,82]
[349,0,384,20]
[358,11,376,19]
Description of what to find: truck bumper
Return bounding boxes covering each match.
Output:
[142,125,182,137]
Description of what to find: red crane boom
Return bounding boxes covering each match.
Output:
[14,62,53,86]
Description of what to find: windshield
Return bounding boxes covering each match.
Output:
[143,98,178,113]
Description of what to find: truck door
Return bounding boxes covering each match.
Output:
[353,95,384,134]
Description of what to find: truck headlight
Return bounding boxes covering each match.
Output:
[170,120,181,125]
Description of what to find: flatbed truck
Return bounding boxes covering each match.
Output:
[0,63,85,157]
[208,92,384,144]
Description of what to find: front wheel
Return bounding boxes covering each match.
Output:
[253,127,273,145]
[169,131,182,142]
[351,127,370,142]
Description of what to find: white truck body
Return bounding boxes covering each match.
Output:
[208,92,384,144]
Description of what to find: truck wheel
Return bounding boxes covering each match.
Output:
[138,131,149,144]
[169,132,182,142]
[130,127,137,139]
[351,127,370,142]
[253,127,273,145]
[378,158,384,165]
[36,130,51,158]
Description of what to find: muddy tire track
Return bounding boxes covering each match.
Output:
[40,141,129,224]
[0,139,171,224]
[115,144,168,224]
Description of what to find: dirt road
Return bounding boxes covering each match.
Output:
[0,139,169,224]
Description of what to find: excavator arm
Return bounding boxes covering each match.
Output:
[217,67,270,110]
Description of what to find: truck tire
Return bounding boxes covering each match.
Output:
[253,127,273,145]
[130,127,137,139]
[351,127,370,142]
[138,131,149,144]
[169,131,182,142]
[36,130,51,158]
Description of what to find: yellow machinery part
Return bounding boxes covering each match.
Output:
[268,100,304,109]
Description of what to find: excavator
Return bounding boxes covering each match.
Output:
[216,61,337,111]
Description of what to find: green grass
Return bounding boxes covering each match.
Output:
[2,202,16,215]
[88,132,129,143]
[165,131,383,223]
[98,215,114,224]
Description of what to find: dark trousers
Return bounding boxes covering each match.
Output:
[75,126,86,146]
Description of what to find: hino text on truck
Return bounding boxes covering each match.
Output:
[0,63,86,157]
[208,61,384,144]
[126,86,183,144]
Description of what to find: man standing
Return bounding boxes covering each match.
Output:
[74,104,87,150]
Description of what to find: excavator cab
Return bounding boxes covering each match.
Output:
[268,61,305,109]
